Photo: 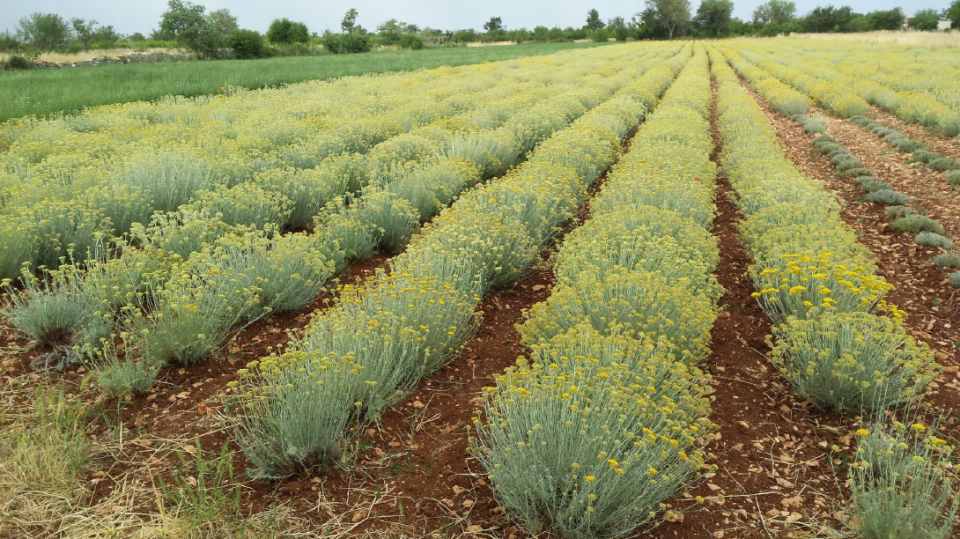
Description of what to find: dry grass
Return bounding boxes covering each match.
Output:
[0,48,178,64]
[791,30,960,48]
[0,374,325,538]
[466,41,518,47]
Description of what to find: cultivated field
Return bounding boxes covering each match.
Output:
[1,39,960,539]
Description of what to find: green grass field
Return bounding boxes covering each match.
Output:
[0,42,609,123]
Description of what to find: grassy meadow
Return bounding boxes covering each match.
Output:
[0,41,608,122]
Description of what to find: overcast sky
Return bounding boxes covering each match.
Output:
[1,0,953,36]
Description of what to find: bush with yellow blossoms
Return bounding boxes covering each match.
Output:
[520,267,717,364]
[472,333,713,539]
[847,413,959,539]
[748,253,895,326]
[770,310,939,412]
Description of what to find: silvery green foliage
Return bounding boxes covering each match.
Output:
[849,412,960,539]
[945,170,960,187]
[122,151,220,213]
[915,232,955,250]
[771,310,938,412]
[865,189,910,205]
[884,205,917,219]
[2,266,92,349]
[890,215,945,235]
[928,157,960,172]
[932,252,960,269]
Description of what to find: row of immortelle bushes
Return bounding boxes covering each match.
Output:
[228,45,692,480]
[1,45,678,391]
[728,41,960,137]
[726,45,960,271]
[710,47,958,539]
[470,48,720,539]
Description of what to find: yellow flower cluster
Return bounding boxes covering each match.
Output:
[748,253,896,325]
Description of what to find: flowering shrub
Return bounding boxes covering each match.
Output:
[770,310,939,412]
[472,338,713,539]
[749,254,894,325]
[848,415,960,539]
[520,268,716,363]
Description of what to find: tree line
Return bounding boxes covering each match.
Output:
[4,0,960,60]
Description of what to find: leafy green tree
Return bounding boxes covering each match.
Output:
[753,0,796,25]
[803,5,856,33]
[208,9,238,37]
[266,18,309,44]
[159,0,222,56]
[531,25,551,41]
[694,0,734,36]
[454,28,479,42]
[16,13,73,51]
[93,25,119,44]
[636,7,665,38]
[910,9,941,30]
[483,17,504,32]
[341,8,360,33]
[128,32,146,42]
[607,16,631,40]
[377,19,418,45]
[228,29,265,58]
[322,30,371,53]
[71,18,97,49]
[645,0,691,38]
[949,0,960,29]
[863,8,904,30]
[585,9,605,31]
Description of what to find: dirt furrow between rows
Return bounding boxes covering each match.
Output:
[812,106,960,242]
[867,104,960,162]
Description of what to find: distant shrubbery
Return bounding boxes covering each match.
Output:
[228,29,266,59]
[266,18,309,45]
[321,32,371,54]
[3,54,36,70]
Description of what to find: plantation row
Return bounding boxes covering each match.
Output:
[1,43,682,389]
[472,48,719,538]
[723,40,960,137]
[712,48,957,536]
[232,45,694,479]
